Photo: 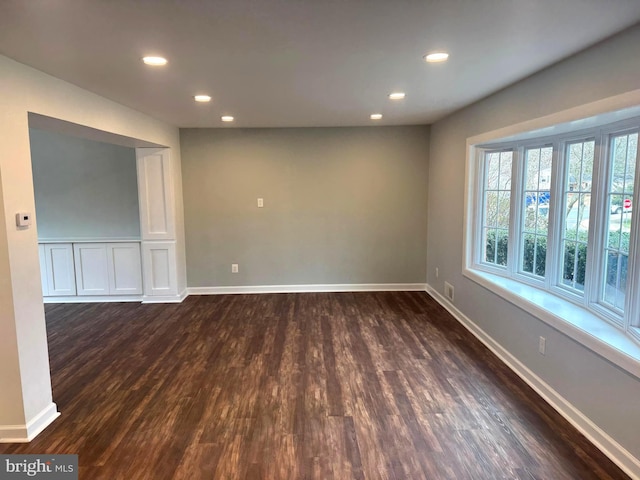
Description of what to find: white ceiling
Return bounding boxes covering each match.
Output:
[1,1,639,128]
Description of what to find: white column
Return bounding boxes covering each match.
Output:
[136,148,181,302]
[0,113,59,442]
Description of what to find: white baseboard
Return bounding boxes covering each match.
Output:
[425,284,640,480]
[43,295,142,303]
[44,290,190,304]
[188,283,428,295]
[142,289,189,303]
[0,403,60,443]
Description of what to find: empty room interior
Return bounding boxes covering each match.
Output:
[1,2,640,479]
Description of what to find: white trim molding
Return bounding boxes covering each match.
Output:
[188,283,427,295]
[425,284,640,480]
[43,290,189,304]
[43,295,143,304]
[142,289,188,304]
[0,403,60,443]
[466,88,640,147]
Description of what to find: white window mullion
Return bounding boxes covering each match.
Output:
[588,130,617,323]
[583,134,605,307]
[508,147,524,277]
[547,140,565,292]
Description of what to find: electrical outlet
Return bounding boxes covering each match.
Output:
[257,198,264,208]
[538,336,546,355]
[444,281,454,301]
[231,264,239,273]
[435,267,439,279]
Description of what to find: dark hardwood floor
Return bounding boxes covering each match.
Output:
[0,292,629,479]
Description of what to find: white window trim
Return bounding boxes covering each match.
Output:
[463,89,640,380]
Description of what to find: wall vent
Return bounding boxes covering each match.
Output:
[444,281,454,302]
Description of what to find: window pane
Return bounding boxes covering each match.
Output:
[487,153,500,189]
[484,191,498,227]
[497,191,511,228]
[484,228,509,265]
[560,140,594,292]
[481,151,512,267]
[498,157,512,190]
[602,132,638,311]
[604,253,628,309]
[521,146,552,277]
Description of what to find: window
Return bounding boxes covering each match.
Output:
[521,146,552,278]
[470,117,640,343]
[560,139,595,293]
[602,132,637,312]
[481,151,513,267]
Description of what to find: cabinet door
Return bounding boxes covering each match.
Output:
[45,244,76,296]
[107,243,142,295]
[141,241,177,296]
[74,243,109,296]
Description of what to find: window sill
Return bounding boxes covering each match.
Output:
[464,268,640,380]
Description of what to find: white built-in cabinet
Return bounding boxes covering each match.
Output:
[39,242,142,299]
[74,243,143,296]
[108,243,144,295]
[136,148,179,299]
[40,243,76,296]
[38,147,180,303]
[74,243,110,295]
[141,242,177,296]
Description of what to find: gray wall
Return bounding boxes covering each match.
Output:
[30,128,140,240]
[181,126,429,287]
[427,25,640,461]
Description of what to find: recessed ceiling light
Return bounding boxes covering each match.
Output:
[389,92,405,100]
[370,113,383,120]
[194,95,211,102]
[221,116,234,122]
[425,52,449,63]
[142,56,167,66]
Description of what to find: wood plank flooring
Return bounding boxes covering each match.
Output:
[0,292,630,479]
